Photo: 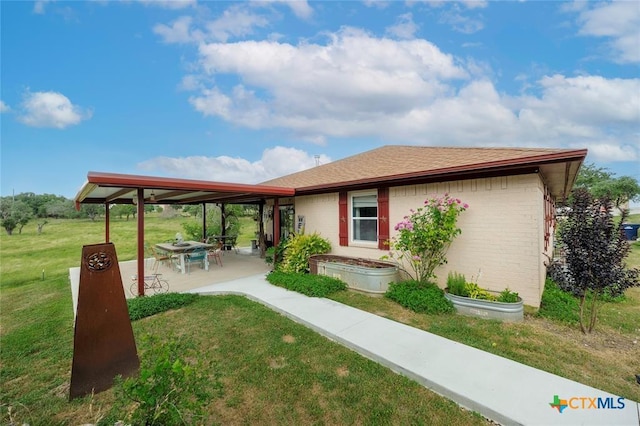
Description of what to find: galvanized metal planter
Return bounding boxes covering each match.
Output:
[309,254,398,294]
[445,292,524,322]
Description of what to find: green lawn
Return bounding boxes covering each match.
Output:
[2,214,639,423]
[0,217,487,424]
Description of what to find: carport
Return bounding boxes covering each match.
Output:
[74,171,295,295]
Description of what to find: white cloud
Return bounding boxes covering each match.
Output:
[137,0,196,10]
[193,28,467,127]
[33,0,51,14]
[0,101,10,113]
[18,91,92,129]
[460,0,488,10]
[574,1,640,63]
[362,0,391,9]
[205,5,270,42]
[154,16,198,44]
[174,24,638,164]
[251,0,314,20]
[386,13,419,40]
[579,142,638,162]
[154,6,270,44]
[138,146,331,183]
[438,8,484,34]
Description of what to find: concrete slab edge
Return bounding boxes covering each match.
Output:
[195,289,518,425]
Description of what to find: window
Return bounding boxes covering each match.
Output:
[351,193,377,242]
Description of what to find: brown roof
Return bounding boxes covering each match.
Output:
[261,145,587,199]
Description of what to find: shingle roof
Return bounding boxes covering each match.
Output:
[261,145,587,198]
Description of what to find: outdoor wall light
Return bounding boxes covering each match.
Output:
[150,191,156,202]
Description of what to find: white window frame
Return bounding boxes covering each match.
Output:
[350,190,378,245]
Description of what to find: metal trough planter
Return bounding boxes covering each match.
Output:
[309,254,398,294]
[444,292,524,322]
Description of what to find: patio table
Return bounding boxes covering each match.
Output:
[155,241,213,274]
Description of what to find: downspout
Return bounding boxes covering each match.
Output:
[136,188,145,297]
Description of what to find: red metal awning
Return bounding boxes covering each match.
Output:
[74,171,294,297]
[74,171,295,209]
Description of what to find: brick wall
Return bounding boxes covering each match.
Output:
[291,173,548,307]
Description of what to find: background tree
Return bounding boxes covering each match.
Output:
[554,188,639,333]
[80,204,103,221]
[575,163,640,214]
[109,204,136,220]
[46,199,76,218]
[0,198,32,235]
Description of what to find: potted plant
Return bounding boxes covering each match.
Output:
[444,271,523,322]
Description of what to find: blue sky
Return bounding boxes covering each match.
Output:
[1,0,639,200]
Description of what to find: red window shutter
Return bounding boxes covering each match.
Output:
[339,192,348,246]
[378,187,389,250]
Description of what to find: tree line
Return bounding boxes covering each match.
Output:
[0,192,261,236]
[0,193,160,235]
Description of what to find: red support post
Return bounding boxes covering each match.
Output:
[136,188,145,297]
[105,202,110,243]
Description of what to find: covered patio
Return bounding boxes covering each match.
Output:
[74,171,294,297]
[69,246,272,315]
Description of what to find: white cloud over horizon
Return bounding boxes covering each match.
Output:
[174,25,639,163]
[17,91,92,129]
[138,146,331,183]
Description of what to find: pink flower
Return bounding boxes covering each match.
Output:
[463,203,469,209]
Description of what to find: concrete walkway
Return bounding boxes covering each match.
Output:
[190,274,640,426]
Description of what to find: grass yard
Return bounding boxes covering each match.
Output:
[0,217,487,424]
[1,214,639,423]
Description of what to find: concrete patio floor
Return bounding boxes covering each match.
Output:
[119,246,271,297]
[69,246,271,313]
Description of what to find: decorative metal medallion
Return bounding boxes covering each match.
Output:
[86,252,112,272]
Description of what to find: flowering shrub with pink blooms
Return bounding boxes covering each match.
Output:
[383,194,468,282]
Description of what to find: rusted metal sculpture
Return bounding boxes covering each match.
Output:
[69,243,139,400]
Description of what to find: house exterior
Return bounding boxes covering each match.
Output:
[262,146,587,307]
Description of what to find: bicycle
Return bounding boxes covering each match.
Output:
[130,273,169,296]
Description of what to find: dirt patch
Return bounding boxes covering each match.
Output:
[336,366,350,377]
[525,315,640,354]
[268,356,287,369]
[282,334,296,343]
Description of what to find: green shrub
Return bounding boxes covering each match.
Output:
[267,271,347,297]
[265,239,288,269]
[463,282,494,300]
[447,271,519,302]
[385,280,454,314]
[111,336,220,425]
[127,292,199,321]
[446,271,468,296]
[497,288,520,303]
[537,279,579,324]
[280,232,331,273]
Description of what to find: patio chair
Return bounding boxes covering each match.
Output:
[148,245,177,273]
[184,248,208,274]
[207,241,223,267]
